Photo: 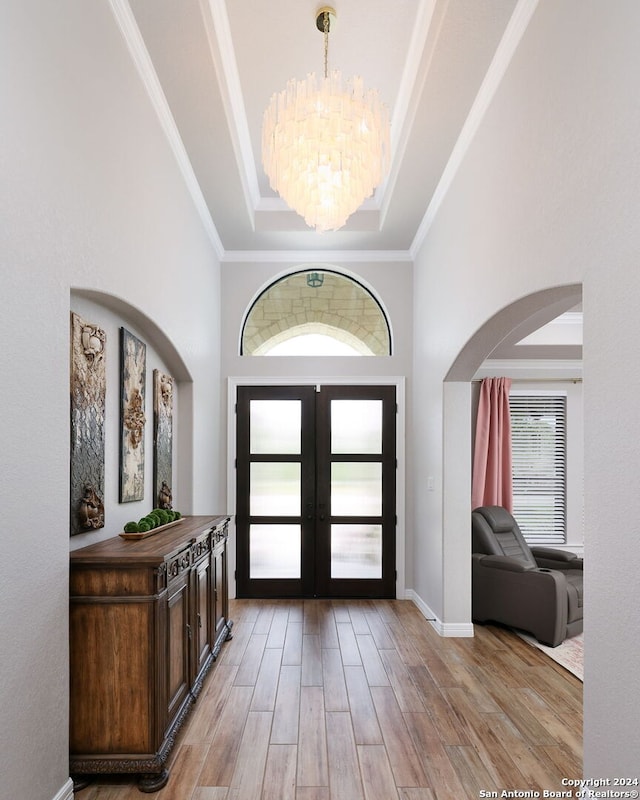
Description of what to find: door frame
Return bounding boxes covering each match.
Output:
[227,376,406,600]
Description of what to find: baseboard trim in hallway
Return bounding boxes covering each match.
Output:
[405,589,475,637]
[52,777,74,800]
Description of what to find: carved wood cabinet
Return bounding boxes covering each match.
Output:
[69,515,232,792]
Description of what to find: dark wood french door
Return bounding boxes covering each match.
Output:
[235,384,396,598]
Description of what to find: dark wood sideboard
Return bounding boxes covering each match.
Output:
[69,515,232,792]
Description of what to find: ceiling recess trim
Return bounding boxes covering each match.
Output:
[110,0,224,258]
[203,0,261,226]
[410,0,540,259]
[379,0,439,227]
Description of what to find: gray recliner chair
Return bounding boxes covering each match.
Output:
[472,505,583,647]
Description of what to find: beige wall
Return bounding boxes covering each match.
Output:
[1,2,223,798]
[411,0,640,775]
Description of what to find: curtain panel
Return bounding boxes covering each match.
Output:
[472,377,513,511]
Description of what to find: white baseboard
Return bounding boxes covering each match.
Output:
[52,778,74,800]
[405,589,475,637]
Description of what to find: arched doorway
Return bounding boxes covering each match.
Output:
[441,284,582,625]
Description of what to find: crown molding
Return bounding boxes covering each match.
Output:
[410,0,540,258]
[203,0,260,225]
[379,0,439,226]
[109,0,224,259]
[221,249,414,264]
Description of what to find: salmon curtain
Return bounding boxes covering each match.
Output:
[472,377,513,511]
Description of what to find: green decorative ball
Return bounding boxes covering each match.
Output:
[124,521,139,533]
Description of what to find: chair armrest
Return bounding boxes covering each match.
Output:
[531,547,583,571]
[473,554,530,572]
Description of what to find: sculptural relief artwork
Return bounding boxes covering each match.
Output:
[153,369,174,509]
[70,312,106,535]
[119,328,147,502]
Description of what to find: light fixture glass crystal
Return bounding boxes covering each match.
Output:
[261,7,390,233]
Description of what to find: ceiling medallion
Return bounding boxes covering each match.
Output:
[261,6,390,233]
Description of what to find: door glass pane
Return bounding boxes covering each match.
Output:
[331,524,382,578]
[331,400,382,454]
[250,400,301,454]
[250,524,301,578]
[331,463,382,516]
[250,463,301,516]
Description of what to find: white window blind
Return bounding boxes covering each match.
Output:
[509,394,567,545]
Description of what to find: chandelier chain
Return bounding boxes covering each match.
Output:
[323,11,329,79]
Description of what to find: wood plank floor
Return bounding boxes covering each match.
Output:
[76,599,583,800]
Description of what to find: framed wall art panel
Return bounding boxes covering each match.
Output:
[119,327,147,502]
[153,369,174,509]
[70,312,106,536]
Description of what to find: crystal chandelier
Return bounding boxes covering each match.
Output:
[261,6,390,233]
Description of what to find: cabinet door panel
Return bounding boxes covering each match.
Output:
[195,557,212,677]
[166,573,190,725]
[213,547,226,642]
[70,601,152,753]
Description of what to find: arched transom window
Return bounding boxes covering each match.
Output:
[241,270,391,356]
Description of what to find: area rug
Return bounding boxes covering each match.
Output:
[517,631,583,681]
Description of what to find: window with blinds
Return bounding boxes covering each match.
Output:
[509,393,567,545]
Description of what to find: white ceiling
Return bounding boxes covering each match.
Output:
[118,0,524,256]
